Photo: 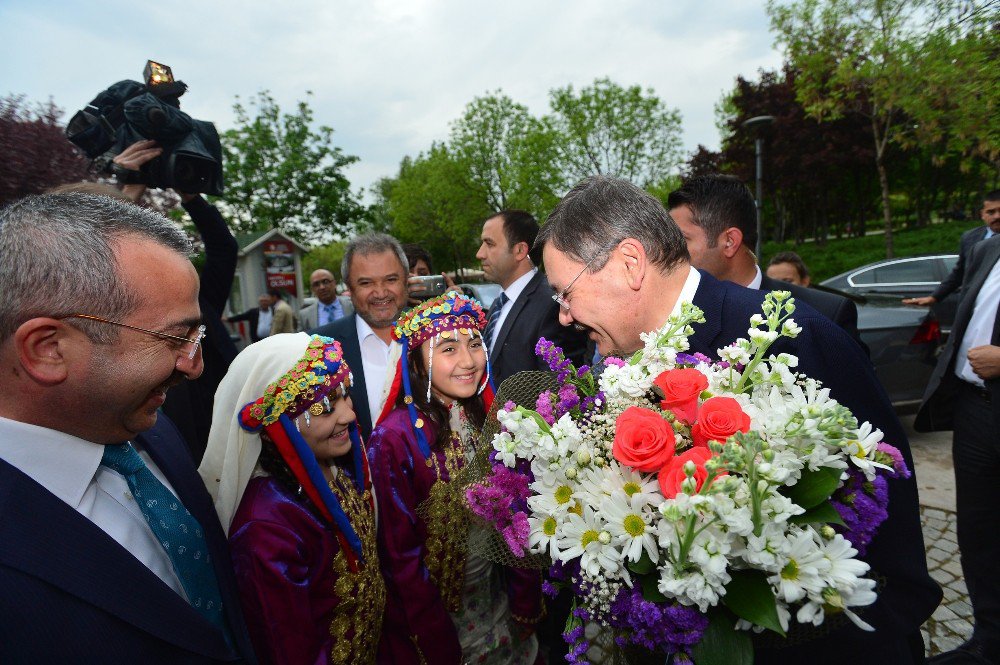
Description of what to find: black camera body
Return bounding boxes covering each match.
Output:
[66,67,224,195]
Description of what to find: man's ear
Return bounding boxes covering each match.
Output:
[721,228,744,258]
[13,319,74,386]
[512,240,530,262]
[618,239,647,292]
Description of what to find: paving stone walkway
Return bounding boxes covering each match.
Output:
[920,504,973,657]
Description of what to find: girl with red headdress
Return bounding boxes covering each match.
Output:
[368,292,541,665]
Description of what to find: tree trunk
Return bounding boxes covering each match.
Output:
[876,156,894,258]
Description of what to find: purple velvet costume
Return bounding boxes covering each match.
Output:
[368,408,543,665]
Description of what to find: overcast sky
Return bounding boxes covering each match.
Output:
[0,0,784,196]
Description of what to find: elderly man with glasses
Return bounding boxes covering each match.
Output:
[0,193,256,664]
[537,176,940,665]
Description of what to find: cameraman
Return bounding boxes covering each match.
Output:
[115,139,238,463]
[402,242,462,306]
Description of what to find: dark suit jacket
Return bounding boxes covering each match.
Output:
[916,234,1000,432]
[690,271,940,664]
[227,308,264,342]
[489,270,589,386]
[310,313,374,441]
[932,225,992,301]
[0,416,256,664]
[759,275,868,356]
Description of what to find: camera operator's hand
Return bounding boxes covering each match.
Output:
[114,140,162,202]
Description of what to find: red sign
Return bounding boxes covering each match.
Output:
[263,240,296,291]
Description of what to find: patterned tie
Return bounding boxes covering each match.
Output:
[101,443,229,637]
[323,302,337,325]
[484,291,509,351]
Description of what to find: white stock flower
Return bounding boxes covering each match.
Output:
[749,328,780,346]
[781,319,802,337]
[492,431,518,467]
[612,364,652,398]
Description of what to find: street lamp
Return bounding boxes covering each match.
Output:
[742,115,774,258]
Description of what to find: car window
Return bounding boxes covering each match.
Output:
[941,256,958,272]
[851,268,877,285]
[870,260,938,284]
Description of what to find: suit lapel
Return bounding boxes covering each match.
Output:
[340,315,370,436]
[688,271,726,354]
[0,459,232,659]
[492,272,540,357]
[951,238,1000,348]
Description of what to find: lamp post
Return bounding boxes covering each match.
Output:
[742,115,774,259]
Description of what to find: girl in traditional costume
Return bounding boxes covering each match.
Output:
[199,333,385,665]
[368,292,541,665]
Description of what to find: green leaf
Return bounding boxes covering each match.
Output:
[626,550,657,576]
[789,500,847,527]
[638,572,667,603]
[781,466,842,509]
[690,608,753,665]
[723,570,786,637]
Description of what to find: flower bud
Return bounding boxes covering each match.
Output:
[599,531,612,545]
[576,450,591,465]
[820,525,836,540]
[565,467,578,480]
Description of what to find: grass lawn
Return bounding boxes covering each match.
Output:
[761,219,984,282]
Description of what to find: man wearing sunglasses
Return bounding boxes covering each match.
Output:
[0,193,255,663]
[537,176,940,665]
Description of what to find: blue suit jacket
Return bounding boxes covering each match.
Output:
[310,313,373,441]
[0,415,256,664]
[690,272,940,663]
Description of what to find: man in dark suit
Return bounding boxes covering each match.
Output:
[475,210,588,386]
[0,194,255,663]
[311,233,409,441]
[538,176,940,664]
[904,190,1000,308]
[667,174,866,354]
[916,234,1000,664]
[226,295,272,343]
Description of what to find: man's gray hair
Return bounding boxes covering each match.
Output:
[536,175,689,272]
[0,193,192,344]
[341,232,408,285]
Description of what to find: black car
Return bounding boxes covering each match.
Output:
[821,255,959,333]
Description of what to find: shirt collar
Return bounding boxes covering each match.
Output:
[669,266,702,318]
[0,415,105,509]
[355,312,391,347]
[746,265,763,290]
[502,267,537,304]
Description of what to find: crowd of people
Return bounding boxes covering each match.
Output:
[0,160,998,665]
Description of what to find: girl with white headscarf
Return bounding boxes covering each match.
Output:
[199,333,384,665]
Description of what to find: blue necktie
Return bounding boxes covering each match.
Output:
[484,291,509,351]
[101,443,229,636]
[323,302,337,325]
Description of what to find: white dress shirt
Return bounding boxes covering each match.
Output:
[670,266,703,318]
[955,255,1000,387]
[256,307,273,339]
[356,315,394,423]
[0,416,186,596]
[746,265,764,290]
[489,268,537,354]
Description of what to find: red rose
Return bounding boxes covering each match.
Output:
[691,397,751,449]
[653,368,708,424]
[658,447,719,498]
[613,406,677,472]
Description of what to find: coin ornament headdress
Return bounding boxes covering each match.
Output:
[378,291,495,459]
[238,335,368,564]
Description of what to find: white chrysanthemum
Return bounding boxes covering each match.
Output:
[580,461,661,508]
[742,522,793,570]
[820,534,870,587]
[557,505,622,579]
[770,528,830,603]
[843,422,884,477]
[527,510,565,558]
[528,478,577,516]
[602,492,658,563]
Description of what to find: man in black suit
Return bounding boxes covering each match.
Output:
[538,176,940,664]
[0,193,255,663]
[916,234,1000,664]
[475,210,588,386]
[311,233,409,441]
[226,295,272,343]
[667,175,866,354]
[905,190,1000,307]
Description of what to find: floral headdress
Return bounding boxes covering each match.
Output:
[378,291,495,459]
[237,335,369,565]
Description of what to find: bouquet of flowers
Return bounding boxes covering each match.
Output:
[465,292,910,664]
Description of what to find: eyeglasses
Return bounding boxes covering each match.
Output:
[63,314,206,360]
[552,248,611,311]
[311,278,334,288]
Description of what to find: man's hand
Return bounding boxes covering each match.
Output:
[968,345,1000,381]
[114,140,162,202]
[903,295,937,306]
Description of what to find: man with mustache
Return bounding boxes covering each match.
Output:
[536,176,939,664]
[311,233,410,441]
[0,193,256,663]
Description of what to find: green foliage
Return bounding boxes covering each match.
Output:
[221,91,363,245]
[547,78,684,187]
[301,242,348,284]
[780,466,842,509]
[690,608,753,665]
[789,500,847,526]
[723,570,786,637]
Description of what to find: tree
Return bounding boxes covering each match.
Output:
[221,91,362,244]
[547,78,684,187]
[768,0,999,258]
[449,92,563,218]
[0,95,93,205]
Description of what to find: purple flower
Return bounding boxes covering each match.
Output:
[875,442,911,479]
[602,356,627,368]
[603,585,708,656]
[536,390,556,425]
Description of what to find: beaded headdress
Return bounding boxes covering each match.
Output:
[378,291,495,459]
[238,335,369,564]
